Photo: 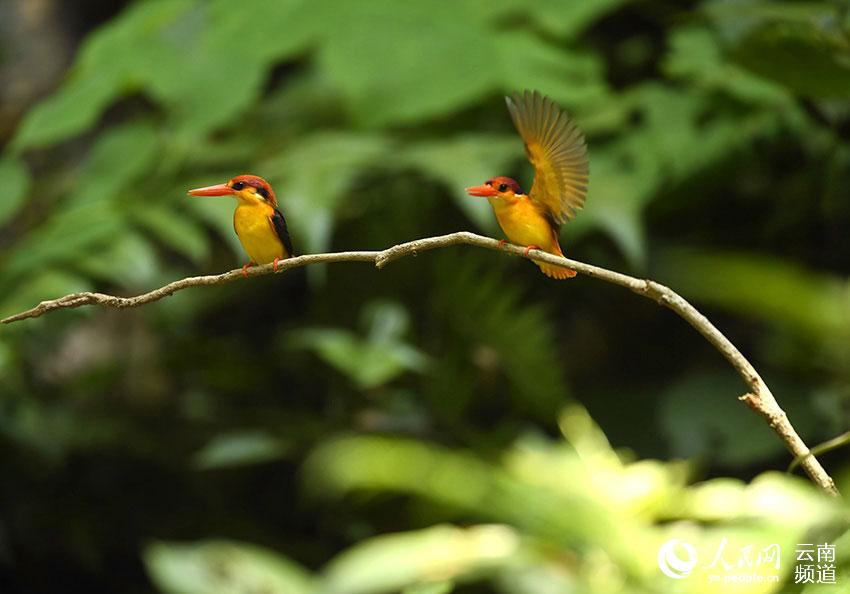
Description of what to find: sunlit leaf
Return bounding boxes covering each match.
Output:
[320,525,517,594]
[402,580,454,594]
[145,540,314,594]
[303,435,624,553]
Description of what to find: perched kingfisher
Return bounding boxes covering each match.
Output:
[188,174,293,276]
[466,90,588,279]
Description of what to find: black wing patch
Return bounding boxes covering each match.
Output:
[270,208,294,257]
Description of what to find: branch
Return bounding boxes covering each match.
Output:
[2,231,839,496]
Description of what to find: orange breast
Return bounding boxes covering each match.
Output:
[233,202,285,265]
[489,197,558,252]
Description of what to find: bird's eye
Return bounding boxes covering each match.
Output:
[498,183,508,192]
[256,187,269,199]
[232,181,245,191]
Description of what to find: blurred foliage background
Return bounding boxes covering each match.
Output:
[1,0,850,592]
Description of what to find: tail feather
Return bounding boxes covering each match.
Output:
[535,240,576,279]
[537,262,577,279]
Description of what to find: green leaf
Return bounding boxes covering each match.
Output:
[193,431,290,469]
[0,156,30,224]
[705,0,840,34]
[0,271,89,322]
[399,134,516,231]
[402,581,454,594]
[11,73,123,151]
[312,1,608,127]
[315,2,494,127]
[11,0,315,148]
[655,248,849,336]
[514,0,632,39]
[145,35,268,135]
[0,203,127,283]
[320,525,516,594]
[659,373,787,465]
[730,21,850,99]
[12,0,196,150]
[145,540,314,594]
[496,32,609,106]
[430,254,570,419]
[570,149,650,266]
[72,121,160,206]
[290,328,428,390]
[1,123,160,284]
[289,301,429,390]
[207,0,313,62]
[664,25,790,104]
[303,435,631,556]
[262,132,393,254]
[133,205,210,263]
[73,232,160,286]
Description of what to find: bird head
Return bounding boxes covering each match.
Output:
[188,174,277,207]
[465,177,524,202]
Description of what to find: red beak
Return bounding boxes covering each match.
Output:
[465,184,497,197]
[187,183,234,196]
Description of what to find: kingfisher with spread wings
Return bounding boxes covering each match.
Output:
[188,175,293,276]
[466,90,588,279]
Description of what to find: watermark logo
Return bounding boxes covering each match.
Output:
[705,537,780,585]
[794,544,836,585]
[658,538,840,585]
[658,539,698,579]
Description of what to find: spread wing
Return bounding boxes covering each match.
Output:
[505,90,588,225]
[269,208,294,257]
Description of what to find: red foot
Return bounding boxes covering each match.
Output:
[273,257,281,272]
[523,245,541,258]
[498,239,507,249]
[241,263,253,278]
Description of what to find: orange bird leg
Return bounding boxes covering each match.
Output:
[498,239,507,249]
[273,257,282,272]
[241,263,253,278]
[523,245,541,258]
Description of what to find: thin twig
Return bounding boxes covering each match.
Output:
[1,231,839,496]
[789,430,850,474]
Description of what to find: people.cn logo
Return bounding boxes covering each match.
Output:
[658,539,698,579]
